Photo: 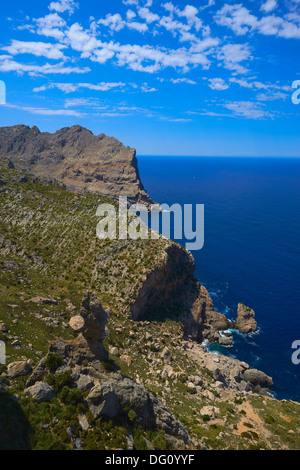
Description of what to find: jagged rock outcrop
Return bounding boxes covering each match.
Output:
[68,291,108,362]
[24,291,191,446]
[85,373,190,442]
[0,124,153,207]
[234,303,257,334]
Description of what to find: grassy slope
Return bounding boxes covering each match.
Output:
[1,160,300,450]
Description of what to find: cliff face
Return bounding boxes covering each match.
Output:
[0,124,153,207]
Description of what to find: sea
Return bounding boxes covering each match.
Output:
[137,156,300,402]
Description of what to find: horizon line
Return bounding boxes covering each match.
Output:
[137,154,300,158]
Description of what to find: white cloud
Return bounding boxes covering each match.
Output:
[64,97,105,108]
[159,3,204,38]
[199,0,215,11]
[189,37,220,52]
[65,23,100,54]
[33,81,126,93]
[90,48,115,64]
[49,0,78,14]
[256,90,288,100]
[127,21,148,32]
[178,5,202,31]
[260,0,278,13]
[126,10,136,20]
[98,14,125,32]
[2,40,67,60]
[35,13,66,40]
[229,77,254,88]
[0,57,90,76]
[137,7,159,23]
[166,118,193,122]
[217,43,252,74]
[140,84,157,92]
[4,102,85,117]
[214,4,257,35]
[208,78,229,90]
[223,100,275,119]
[170,77,197,84]
[122,0,139,5]
[98,12,148,33]
[230,77,289,91]
[215,3,300,40]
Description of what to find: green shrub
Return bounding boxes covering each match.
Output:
[101,360,117,372]
[45,353,64,373]
[202,415,210,422]
[59,386,83,406]
[128,409,137,423]
[46,371,72,393]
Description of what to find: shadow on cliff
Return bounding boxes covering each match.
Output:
[0,390,31,450]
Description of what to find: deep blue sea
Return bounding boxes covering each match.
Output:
[138,156,300,402]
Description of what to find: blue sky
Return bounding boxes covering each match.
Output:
[0,0,299,156]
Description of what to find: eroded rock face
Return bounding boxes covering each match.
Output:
[234,303,257,334]
[129,241,231,343]
[0,124,153,207]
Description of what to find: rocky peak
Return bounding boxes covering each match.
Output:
[0,124,153,206]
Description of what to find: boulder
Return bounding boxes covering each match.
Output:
[218,336,233,346]
[0,322,8,332]
[24,381,55,403]
[25,357,47,387]
[7,360,31,378]
[28,296,58,305]
[160,347,172,362]
[161,365,176,379]
[69,315,85,332]
[75,374,94,392]
[109,346,119,356]
[120,354,132,366]
[86,383,121,419]
[200,406,220,419]
[242,368,273,389]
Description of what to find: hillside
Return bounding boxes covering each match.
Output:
[0,145,300,450]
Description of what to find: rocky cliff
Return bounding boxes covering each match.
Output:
[0,124,153,207]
